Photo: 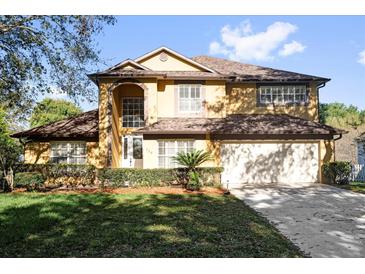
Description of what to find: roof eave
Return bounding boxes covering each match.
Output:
[86,74,227,81]
[228,77,331,83]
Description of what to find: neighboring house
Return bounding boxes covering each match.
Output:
[12,46,345,188]
[356,133,365,165]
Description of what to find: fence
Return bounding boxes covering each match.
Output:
[351,164,365,181]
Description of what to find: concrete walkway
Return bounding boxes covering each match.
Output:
[231,184,365,257]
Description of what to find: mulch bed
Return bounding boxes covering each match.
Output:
[13,186,227,195]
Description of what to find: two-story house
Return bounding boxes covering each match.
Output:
[12,46,345,188]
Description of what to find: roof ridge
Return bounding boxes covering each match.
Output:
[192,55,330,81]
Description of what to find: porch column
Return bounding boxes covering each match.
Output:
[98,82,113,168]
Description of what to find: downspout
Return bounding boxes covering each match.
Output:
[316,81,326,122]
[332,134,343,162]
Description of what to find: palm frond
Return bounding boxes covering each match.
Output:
[172,149,213,170]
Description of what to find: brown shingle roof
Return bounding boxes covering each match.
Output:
[137,114,345,136]
[12,109,345,141]
[88,70,225,80]
[11,109,99,141]
[89,56,329,83]
[191,56,330,82]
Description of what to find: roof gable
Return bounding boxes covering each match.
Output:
[134,46,216,73]
[106,59,150,72]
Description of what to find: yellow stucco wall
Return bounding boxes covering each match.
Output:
[24,142,50,164]
[87,142,100,167]
[138,50,204,72]
[96,50,322,169]
[156,80,226,118]
[98,81,112,168]
[142,138,333,184]
[319,139,335,183]
[142,138,216,169]
[109,81,158,168]
[24,141,100,166]
[155,80,318,120]
[226,82,319,121]
[111,84,145,168]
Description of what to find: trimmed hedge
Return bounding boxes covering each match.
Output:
[14,172,45,191]
[14,164,223,189]
[323,161,352,185]
[98,167,223,188]
[16,163,96,187]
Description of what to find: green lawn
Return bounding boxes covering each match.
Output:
[332,181,365,194]
[0,193,303,257]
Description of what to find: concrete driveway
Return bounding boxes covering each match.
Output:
[231,184,365,257]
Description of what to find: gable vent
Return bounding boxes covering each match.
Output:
[159,52,168,62]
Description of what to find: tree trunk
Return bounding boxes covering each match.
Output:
[3,168,14,192]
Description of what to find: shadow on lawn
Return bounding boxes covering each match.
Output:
[0,193,302,258]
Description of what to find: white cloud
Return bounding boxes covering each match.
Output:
[209,20,305,62]
[357,50,365,65]
[279,40,306,56]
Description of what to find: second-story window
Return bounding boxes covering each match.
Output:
[178,84,202,113]
[259,85,308,105]
[122,97,145,128]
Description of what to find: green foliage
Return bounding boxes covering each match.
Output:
[0,108,22,191]
[98,167,223,188]
[323,161,352,185]
[0,194,303,257]
[17,163,96,187]
[30,98,82,127]
[319,103,365,129]
[186,170,201,191]
[14,164,223,189]
[173,150,213,170]
[14,172,44,191]
[0,16,116,117]
[172,150,213,191]
[99,168,175,187]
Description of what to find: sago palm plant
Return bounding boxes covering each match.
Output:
[172,150,213,190]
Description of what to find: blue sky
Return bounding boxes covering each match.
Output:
[75,16,365,111]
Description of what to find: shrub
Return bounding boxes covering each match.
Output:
[98,167,223,188]
[186,170,201,191]
[14,172,45,191]
[98,168,174,187]
[15,163,96,187]
[323,161,352,185]
[172,150,213,190]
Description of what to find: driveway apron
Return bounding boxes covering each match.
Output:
[231,184,365,257]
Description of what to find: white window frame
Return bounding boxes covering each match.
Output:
[259,85,308,105]
[178,84,202,113]
[50,141,87,164]
[122,96,145,128]
[158,140,195,168]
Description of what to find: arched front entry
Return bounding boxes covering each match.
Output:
[109,82,147,168]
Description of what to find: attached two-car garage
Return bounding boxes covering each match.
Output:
[220,142,320,188]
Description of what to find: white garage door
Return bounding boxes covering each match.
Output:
[221,142,319,188]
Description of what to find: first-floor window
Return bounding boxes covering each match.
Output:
[259,85,307,105]
[50,142,86,164]
[158,140,194,168]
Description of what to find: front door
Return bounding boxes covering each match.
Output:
[121,135,143,168]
